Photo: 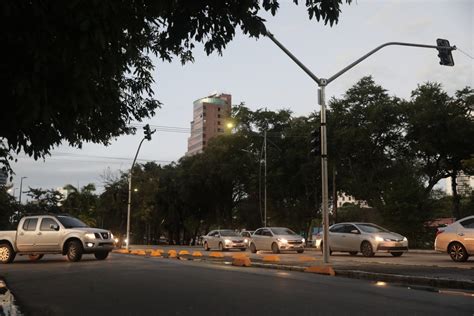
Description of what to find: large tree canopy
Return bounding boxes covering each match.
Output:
[0,0,351,174]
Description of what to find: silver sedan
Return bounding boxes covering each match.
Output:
[202,230,247,251]
[435,215,474,262]
[249,227,305,254]
[314,222,408,257]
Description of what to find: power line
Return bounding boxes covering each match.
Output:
[456,47,474,60]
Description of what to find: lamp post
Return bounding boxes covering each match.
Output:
[265,30,456,264]
[126,124,156,251]
[18,176,27,204]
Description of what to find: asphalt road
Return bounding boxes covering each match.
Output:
[1,254,473,315]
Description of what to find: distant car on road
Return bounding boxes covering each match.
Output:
[202,230,246,251]
[314,222,408,257]
[435,215,474,262]
[249,227,305,254]
[240,230,254,247]
[0,215,114,264]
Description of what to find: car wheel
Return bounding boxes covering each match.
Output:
[391,252,403,257]
[66,240,83,262]
[203,242,210,251]
[0,243,16,264]
[219,242,227,252]
[349,251,358,256]
[28,254,44,261]
[297,249,304,254]
[448,242,469,262]
[250,243,257,254]
[94,252,109,260]
[271,242,280,254]
[361,241,375,257]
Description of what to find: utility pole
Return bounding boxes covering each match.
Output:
[265,30,456,264]
[264,130,267,227]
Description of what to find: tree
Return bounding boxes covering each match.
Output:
[404,84,474,219]
[61,184,99,226]
[0,0,351,175]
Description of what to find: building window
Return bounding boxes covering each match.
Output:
[203,133,206,138]
[217,121,221,125]
[217,128,223,132]
[218,107,221,111]
[217,114,221,118]
[203,141,206,145]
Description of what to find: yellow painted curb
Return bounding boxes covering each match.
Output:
[262,255,280,262]
[232,257,252,267]
[305,265,336,276]
[150,250,163,257]
[298,256,317,262]
[178,250,190,256]
[168,250,178,258]
[192,251,203,257]
[209,252,224,258]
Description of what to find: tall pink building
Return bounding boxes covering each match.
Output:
[186,93,232,156]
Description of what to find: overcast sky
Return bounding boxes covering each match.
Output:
[9,0,473,199]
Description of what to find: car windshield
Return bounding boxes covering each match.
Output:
[271,228,297,235]
[357,224,390,233]
[220,230,240,237]
[56,216,89,228]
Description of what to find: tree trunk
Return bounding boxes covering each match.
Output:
[451,172,461,219]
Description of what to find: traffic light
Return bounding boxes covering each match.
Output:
[310,128,321,156]
[143,124,156,141]
[436,38,454,66]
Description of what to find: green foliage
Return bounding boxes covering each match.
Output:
[0,0,351,175]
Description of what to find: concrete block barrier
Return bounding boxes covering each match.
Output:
[150,250,163,257]
[209,252,225,258]
[305,265,336,276]
[178,250,190,256]
[232,257,252,267]
[167,250,178,258]
[192,251,203,257]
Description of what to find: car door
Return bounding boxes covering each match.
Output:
[16,218,39,252]
[261,229,274,250]
[341,224,362,251]
[459,218,474,253]
[35,217,62,251]
[252,229,263,249]
[206,231,216,249]
[328,224,345,251]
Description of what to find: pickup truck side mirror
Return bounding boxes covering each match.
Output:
[50,224,60,231]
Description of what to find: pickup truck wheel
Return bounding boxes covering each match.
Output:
[66,240,83,262]
[0,243,16,264]
[28,254,44,262]
[94,252,109,260]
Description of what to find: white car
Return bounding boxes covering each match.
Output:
[435,215,474,262]
[314,222,408,257]
[249,227,305,254]
[202,230,247,251]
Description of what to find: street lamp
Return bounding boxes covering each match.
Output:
[18,176,27,204]
[265,30,456,264]
[126,124,156,251]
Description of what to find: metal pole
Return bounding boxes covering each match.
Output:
[126,137,146,251]
[19,177,27,204]
[319,86,330,264]
[264,130,267,227]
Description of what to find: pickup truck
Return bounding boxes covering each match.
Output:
[0,214,115,264]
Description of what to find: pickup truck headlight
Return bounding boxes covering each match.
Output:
[224,239,232,244]
[277,238,288,244]
[85,233,96,239]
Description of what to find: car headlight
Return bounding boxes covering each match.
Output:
[224,239,232,244]
[302,238,305,243]
[244,238,249,243]
[375,236,384,242]
[403,237,407,241]
[278,238,288,244]
[114,238,119,243]
[110,233,114,240]
[85,233,96,239]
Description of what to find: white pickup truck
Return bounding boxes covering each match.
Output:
[0,214,115,264]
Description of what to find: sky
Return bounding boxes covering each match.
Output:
[8,0,474,200]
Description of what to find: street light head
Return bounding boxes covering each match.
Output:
[226,122,234,129]
[436,38,455,66]
[133,188,138,192]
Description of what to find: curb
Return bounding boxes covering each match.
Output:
[112,249,472,290]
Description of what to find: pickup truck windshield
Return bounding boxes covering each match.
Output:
[56,216,89,228]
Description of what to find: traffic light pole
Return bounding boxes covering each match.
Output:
[126,137,146,251]
[265,30,456,264]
